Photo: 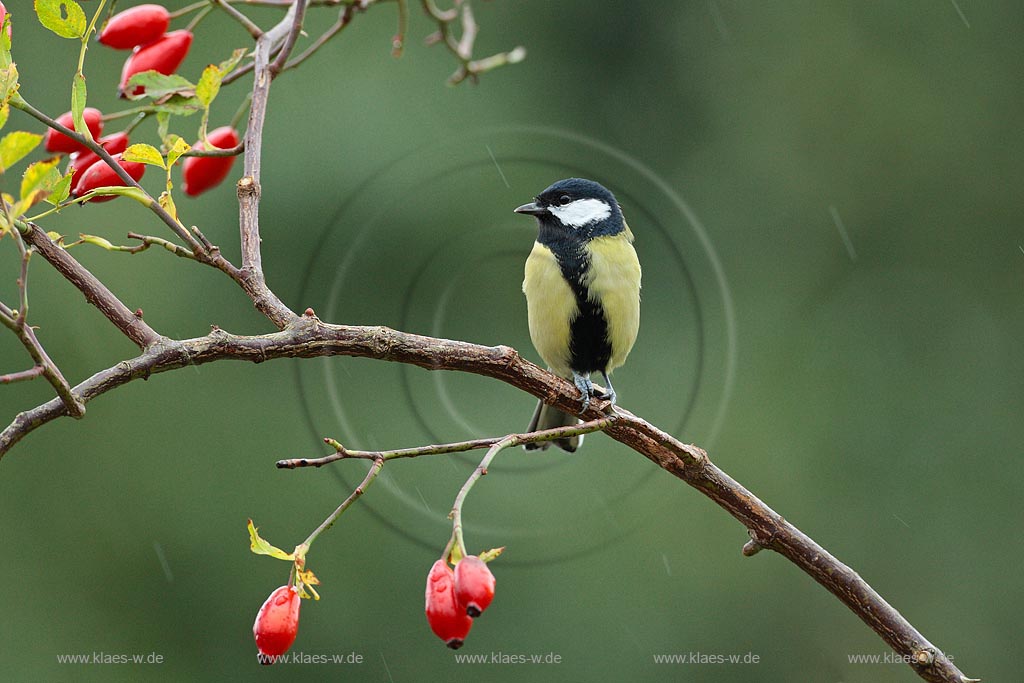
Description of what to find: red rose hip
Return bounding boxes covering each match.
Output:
[45,108,104,155]
[99,4,171,50]
[253,585,301,665]
[425,560,473,649]
[454,556,496,617]
[73,153,146,202]
[181,127,240,196]
[69,132,130,189]
[119,30,193,97]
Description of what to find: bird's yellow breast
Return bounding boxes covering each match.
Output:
[522,241,577,377]
[584,232,641,372]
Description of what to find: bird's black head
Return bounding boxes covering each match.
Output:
[514,178,625,240]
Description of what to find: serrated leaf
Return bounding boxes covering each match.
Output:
[35,0,88,39]
[122,143,165,169]
[0,131,43,174]
[247,519,294,561]
[0,63,18,107]
[21,157,61,204]
[218,48,247,75]
[44,170,74,207]
[478,546,506,563]
[78,233,115,250]
[124,72,194,101]
[195,65,223,109]
[166,137,191,168]
[71,73,89,143]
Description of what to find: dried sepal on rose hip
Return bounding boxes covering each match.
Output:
[425,559,473,649]
[44,108,104,155]
[182,127,240,196]
[72,153,146,202]
[454,555,496,618]
[98,4,170,50]
[119,29,193,98]
[253,585,301,665]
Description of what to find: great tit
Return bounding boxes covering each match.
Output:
[515,178,641,452]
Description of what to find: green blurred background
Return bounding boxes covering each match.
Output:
[1,1,1020,681]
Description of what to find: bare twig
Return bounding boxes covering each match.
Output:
[0,366,45,384]
[270,0,310,76]
[214,0,264,38]
[420,0,525,84]
[14,223,161,348]
[278,416,614,468]
[0,316,979,683]
[302,456,385,547]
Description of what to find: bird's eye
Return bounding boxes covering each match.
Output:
[559,195,571,205]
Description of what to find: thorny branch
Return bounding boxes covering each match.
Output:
[1,2,974,682]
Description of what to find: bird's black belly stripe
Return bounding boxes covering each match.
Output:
[537,227,612,374]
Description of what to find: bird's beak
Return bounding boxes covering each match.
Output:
[514,202,548,216]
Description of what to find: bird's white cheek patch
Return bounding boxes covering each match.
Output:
[548,198,611,228]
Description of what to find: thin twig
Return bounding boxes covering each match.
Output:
[302,457,385,546]
[14,222,162,348]
[270,0,310,76]
[214,0,264,38]
[283,4,357,72]
[278,417,613,468]
[0,366,45,384]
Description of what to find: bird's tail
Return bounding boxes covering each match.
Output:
[525,399,581,452]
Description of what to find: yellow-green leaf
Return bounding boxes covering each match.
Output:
[79,185,152,205]
[0,131,43,174]
[218,48,247,75]
[0,103,9,131]
[195,65,223,109]
[47,231,65,245]
[295,568,320,601]
[478,546,506,563]
[71,73,89,143]
[78,234,116,250]
[21,157,61,204]
[0,63,18,107]
[44,170,74,207]
[124,72,194,101]
[247,519,294,561]
[34,0,88,39]
[166,137,191,168]
[123,143,165,169]
[158,190,177,221]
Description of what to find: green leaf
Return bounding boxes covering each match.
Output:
[0,63,19,107]
[44,169,74,207]
[122,143,165,169]
[34,0,88,39]
[166,137,191,169]
[153,96,202,117]
[247,519,295,561]
[20,157,61,205]
[0,104,8,131]
[124,72,194,101]
[0,131,43,174]
[71,73,88,143]
[195,65,223,109]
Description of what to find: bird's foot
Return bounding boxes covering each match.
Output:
[572,372,594,411]
[596,372,617,405]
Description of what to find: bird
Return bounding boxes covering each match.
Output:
[514,178,641,452]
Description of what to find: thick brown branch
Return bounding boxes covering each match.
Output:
[0,317,977,683]
[18,223,161,349]
[234,5,304,329]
